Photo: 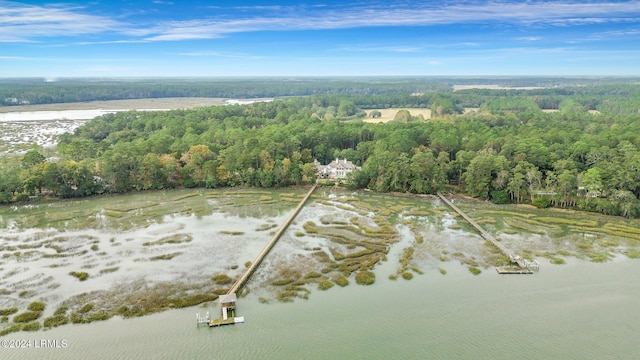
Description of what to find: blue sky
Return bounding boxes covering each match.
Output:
[1,0,640,77]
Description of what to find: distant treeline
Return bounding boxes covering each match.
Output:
[2,77,639,108]
[0,78,449,106]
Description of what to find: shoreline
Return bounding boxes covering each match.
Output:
[0,97,228,113]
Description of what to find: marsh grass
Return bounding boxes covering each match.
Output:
[103,210,124,218]
[219,231,244,235]
[18,290,36,298]
[304,271,322,279]
[396,247,416,276]
[475,210,536,218]
[474,217,496,225]
[580,224,640,241]
[0,308,18,316]
[587,252,612,263]
[43,315,68,328]
[0,324,22,336]
[355,270,375,285]
[549,257,566,265]
[105,202,160,213]
[404,208,433,217]
[143,234,193,246]
[271,278,295,286]
[624,249,640,259]
[28,302,45,312]
[69,271,89,281]
[149,252,182,261]
[212,274,233,285]
[13,311,41,323]
[21,321,41,331]
[331,274,349,287]
[535,217,598,227]
[468,266,482,275]
[99,267,119,274]
[256,223,278,231]
[318,279,334,290]
[503,218,546,234]
[169,193,200,202]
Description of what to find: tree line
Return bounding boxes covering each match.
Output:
[2,87,640,218]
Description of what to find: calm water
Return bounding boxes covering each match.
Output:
[4,258,639,360]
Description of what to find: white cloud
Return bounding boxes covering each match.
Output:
[2,1,640,43]
[333,45,426,53]
[517,36,543,41]
[174,50,263,59]
[0,1,122,42]
[142,1,640,41]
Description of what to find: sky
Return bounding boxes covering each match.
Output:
[1,0,640,77]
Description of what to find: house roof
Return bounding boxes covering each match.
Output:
[316,158,359,170]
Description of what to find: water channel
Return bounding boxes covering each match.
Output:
[3,257,638,360]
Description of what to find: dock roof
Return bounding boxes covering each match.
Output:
[220,293,237,304]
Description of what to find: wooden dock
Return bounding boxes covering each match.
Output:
[203,185,317,329]
[496,267,534,274]
[227,184,317,295]
[209,316,245,327]
[437,193,538,273]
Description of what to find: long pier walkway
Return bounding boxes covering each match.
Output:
[437,192,538,272]
[227,184,317,295]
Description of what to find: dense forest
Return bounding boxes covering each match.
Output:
[1,79,640,218]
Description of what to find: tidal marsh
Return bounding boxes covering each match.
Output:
[1,188,639,335]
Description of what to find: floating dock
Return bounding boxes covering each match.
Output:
[437,192,539,274]
[209,316,245,327]
[496,267,534,274]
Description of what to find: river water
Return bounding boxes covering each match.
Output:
[3,257,638,360]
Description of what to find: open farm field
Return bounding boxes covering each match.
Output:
[452,84,547,91]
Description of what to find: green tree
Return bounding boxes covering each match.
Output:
[22,149,46,168]
[581,167,603,197]
[462,149,508,199]
[409,149,443,194]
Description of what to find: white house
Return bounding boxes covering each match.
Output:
[315,158,361,179]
